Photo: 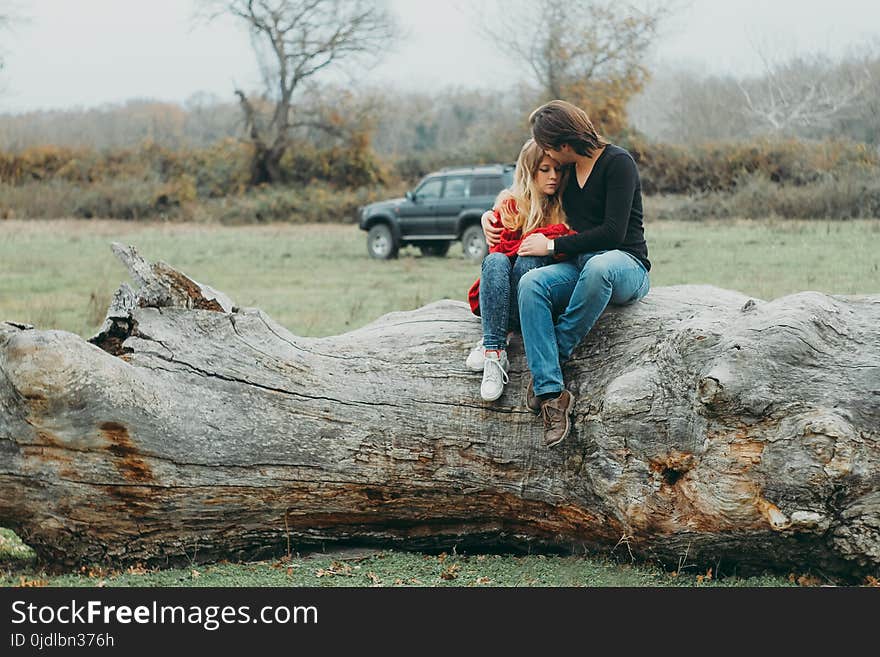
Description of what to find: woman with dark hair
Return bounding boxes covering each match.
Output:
[484,100,651,447]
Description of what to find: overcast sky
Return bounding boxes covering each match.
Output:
[1,0,878,113]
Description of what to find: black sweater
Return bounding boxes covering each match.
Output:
[553,144,650,271]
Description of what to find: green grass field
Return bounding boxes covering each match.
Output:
[1,529,794,588]
[1,218,878,338]
[1,217,878,587]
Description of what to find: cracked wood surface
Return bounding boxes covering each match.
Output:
[0,244,878,579]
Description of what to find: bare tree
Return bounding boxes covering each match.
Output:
[738,49,874,134]
[481,0,672,134]
[630,67,752,143]
[202,0,397,185]
[629,45,880,145]
[840,53,880,145]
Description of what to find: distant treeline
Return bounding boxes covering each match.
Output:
[1,134,877,223]
[1,50,878,223]
[2,49,879,156]
[0,137,396,223]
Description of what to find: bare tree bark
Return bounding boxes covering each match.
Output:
[1,246,878,580]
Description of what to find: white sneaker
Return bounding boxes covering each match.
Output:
[465,340,485,371]
[480,350,510,401]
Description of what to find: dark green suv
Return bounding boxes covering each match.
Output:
[358,163,515,261]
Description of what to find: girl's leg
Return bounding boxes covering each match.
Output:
[480,252,514,350]
[479,253,515,401]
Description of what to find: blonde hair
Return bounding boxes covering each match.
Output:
[495,139,568,234]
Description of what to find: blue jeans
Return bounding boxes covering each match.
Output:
[518,250,650,396]
[480,252,553,350]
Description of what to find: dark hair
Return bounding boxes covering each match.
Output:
[529,100,607,157]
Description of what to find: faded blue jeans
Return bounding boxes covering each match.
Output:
[518,250,650,396]
[480,252,553,350]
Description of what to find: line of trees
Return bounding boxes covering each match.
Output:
[631,47,880,145]
[1,1,878,190]
[1,1,677,177]
[2,43,878,163]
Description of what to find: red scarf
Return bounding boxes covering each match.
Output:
[468,209,575,315]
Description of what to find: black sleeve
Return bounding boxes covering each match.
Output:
[552,153,638,256]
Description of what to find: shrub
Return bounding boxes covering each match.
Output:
[0,180,79,219]
[280,134,388,188]
[199,182,406,225]
[1,136,877,223]
[0,177,191,221]
[618,135,879,195]
[649,167,880,221]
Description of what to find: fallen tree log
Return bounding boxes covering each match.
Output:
[1,244,878,580]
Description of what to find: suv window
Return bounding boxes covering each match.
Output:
[443,176,470,199]
[502,169,515,189]
[470,175,504,197]
[416,177,443,200]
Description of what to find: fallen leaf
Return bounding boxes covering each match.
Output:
[18,576,48,588]
[866,576,879,587]
[367,572,382,586]
[85,566,111,579]
[475,576,491,585]
[191,569,201,579]
[796,574,822,587]
[440,564,460,581]
[315,561,354,578]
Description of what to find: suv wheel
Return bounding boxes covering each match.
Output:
[418,242,451,257]
[367,224,398,260]
[461,225,488,262]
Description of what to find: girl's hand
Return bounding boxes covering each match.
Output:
[481,211,502,246]
[517,233,550,256]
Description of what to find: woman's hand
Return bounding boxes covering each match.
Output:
[481,211,502,247]
[517,233,550,256]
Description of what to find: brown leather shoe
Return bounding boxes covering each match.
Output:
[525,376,542,415]
[540,390,575,447]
